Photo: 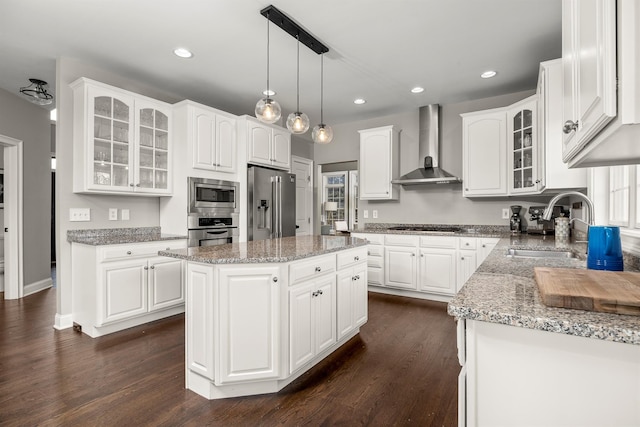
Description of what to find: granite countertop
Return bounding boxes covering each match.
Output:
[448,235,640,346]
[159,235,367,264]
[67,227,187,245]
[350,223,507,238]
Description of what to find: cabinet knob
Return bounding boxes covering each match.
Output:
[421,253,424,257]
[272,277,278,283]
[166,247,170,250]
[315,266,322,272]
[354,256,359,261]
[318,290,323,295]
[127,251,132,255]
[144,266,148,270]
[411,253,415,257]
[461,257,465,260]
[355,275,360,280]
[465,188,469,191]
[535,179,541,184]
[150,265,155,269]
[136,183,141,187]
[352,276,356,281]
[129,183,134,187]
[563,120,579,134]
[482,244,486,248]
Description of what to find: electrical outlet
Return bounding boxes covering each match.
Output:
[363,210,369,219]
[373,210,378,219]
[109,208,118,221]
[69,208,90,222]
[502,208,510,220]
[121,209,130,221]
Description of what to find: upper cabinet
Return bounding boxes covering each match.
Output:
[72,78,172,196]
[240,116,291,171]
[187,103,237,173]
[562,0,640,167]
[359,125,400,200]
[507,97,538,194]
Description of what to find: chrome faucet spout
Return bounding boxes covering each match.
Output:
[542,191,595,225]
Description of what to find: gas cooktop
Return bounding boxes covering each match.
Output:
[387,226,462,233]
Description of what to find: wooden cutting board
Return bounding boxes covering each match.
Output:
[534,267,640,316]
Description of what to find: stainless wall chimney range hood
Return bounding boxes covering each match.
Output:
[391,104,462,185]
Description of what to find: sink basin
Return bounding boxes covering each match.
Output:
[505,248,577,259]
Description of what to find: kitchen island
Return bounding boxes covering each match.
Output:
[159,235,368,400]
[448,236,640,427]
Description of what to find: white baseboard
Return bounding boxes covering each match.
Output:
[24,278,53,297]
[54,313,74,330]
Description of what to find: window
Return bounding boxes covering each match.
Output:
[321,170,359,230]
[607,165,640,230]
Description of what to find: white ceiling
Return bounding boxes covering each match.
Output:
[0,0,561,129]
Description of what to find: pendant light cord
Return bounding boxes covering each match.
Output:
[320,53,324,124]
[296,34,300,112]
[266,12,270,98]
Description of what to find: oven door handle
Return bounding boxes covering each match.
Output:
[206,230,228,235]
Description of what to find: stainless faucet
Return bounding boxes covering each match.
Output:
[542,191,595,225]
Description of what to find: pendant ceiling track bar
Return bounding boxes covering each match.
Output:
[260,5,329,55]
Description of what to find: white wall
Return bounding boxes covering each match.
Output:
[0,87,52,289]
[313,89,560,229]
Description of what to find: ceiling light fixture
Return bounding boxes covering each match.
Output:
[255,9,281,124]
[286,35,310,134]
[481,70,497,79]
[19,78,53,105]
[354,98,366,105]
[312,53,333,144]
[263,89,276,96]
[411,87,425,94]
[173,48,193,58]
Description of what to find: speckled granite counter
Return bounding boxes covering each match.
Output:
[67,227,187,245]
[448,235,640,345]
[351,223,507,238]
[159,235,367,264]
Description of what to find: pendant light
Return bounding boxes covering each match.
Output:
[286,34,310,134]
[312,53,333,144]
[19,78,54,106]
[255,11,281,124]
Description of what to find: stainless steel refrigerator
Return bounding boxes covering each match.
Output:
[247,165,296,241]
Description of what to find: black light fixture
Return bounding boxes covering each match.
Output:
[311,53,333,144]
[19,78,54,106]
[255,9,281,124]
[286,35,310,134]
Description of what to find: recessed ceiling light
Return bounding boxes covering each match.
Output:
[354,98,366,105]
[411,87,424,94]
[173,48,193,59]
[263,89,276,96]
[481,70,497,79]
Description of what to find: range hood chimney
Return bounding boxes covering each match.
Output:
[391,104,462,185]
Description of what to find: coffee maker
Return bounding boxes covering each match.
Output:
[510,205,522,233]
[528,205,568,234]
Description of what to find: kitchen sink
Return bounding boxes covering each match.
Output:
[505,248,577,259]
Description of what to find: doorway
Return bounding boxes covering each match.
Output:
[291,156,314,236]
[0,134,24,299]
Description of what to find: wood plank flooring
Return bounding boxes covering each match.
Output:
[0,289,459,426]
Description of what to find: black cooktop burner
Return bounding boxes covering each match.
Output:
[387,226,462,233]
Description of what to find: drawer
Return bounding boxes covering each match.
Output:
[352,233,384,245]
[368,267,383,286]
[368,256,383,268]
[458,237,477,250]
[367,245,384,257]
[100,239,187,262]
[289,254,336,285]
[419,236,457,249]
[337,247,368,270]
[384,234,419,247]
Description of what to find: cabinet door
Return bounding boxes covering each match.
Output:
[192,109,216,170]
[462,111,508,196]
[216,265,281,384]
[100,258,148,325]
[135,100,171,193]
[148,257,184,311]
[314,276,337,354]
[215,114,237,173]
[186,262,215,380]
[384,246,418,290]
[562,0,617,160]
[359,127,396,200]
[272,128,291,170]
[457,250,477,292]
[87,85,135,192]
[508,98,538,194]
[352,263,368,329]
[289,281,315,373]
[419,248,457,295]
[336,269,355,340]
[247,121,272,165]
[477,239,499,267]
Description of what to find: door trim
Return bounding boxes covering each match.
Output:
[291,155,313,236]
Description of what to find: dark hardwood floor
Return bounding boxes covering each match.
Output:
[0,289,459,426]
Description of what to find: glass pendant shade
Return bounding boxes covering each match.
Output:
[255,97,281,124]
[312,123,333,144]
[19,78,53,106]
[286,111,310,134]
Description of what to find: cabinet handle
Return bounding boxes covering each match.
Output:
[127,251,132,255]
[129,183,134,187]
[461,257,465,260]
[312,291,317,297]
[166,247,170,250]
[150,265,155,269]
[272,277,278,283]
[136,183,141,187]
[315,266,321,272]
[352,276,356,281]
[421,254,424,257]
[563,120,578,134]
[465,242,469,246]
[354,256,359,261]
[411,253,415,257]
[355,275,360,280]
[482,244,486,248]
[535,179,541,184]
[318,290,323,295]
[465,188,469,191]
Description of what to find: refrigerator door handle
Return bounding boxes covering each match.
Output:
[272,176,281,238]
[278,177,283,238]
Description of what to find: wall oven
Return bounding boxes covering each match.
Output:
[188,177,240,247]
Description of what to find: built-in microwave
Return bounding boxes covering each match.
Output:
[188,177,239,214]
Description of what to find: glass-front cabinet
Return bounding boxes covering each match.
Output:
[72,78,172,195]
[508,97,538,194]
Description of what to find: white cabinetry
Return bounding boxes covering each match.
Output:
[352,233,384,286]
[359,125,400,200]
[71,239,187,337]
[457,238,477,292]
[461,110,507,197]
[477,238,499,267]
[507,97,538,194]
[71,78,172,195]
[418,236,457,295]
[240,116,291,170]
[189,103,236,173]
[384,235,418,290]
[336,247,368,340]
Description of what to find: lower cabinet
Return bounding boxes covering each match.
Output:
[336,247,368,340]
[457,251,477,292]
[384,245,418,290]
[419,248,457,294]
[71,239,187,338]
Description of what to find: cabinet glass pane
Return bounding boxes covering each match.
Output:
[523,131,532,148]
[156,111,168,131]
[155,170,168,189]
[113,99,129,122]
[94,140,111,162]
[513,151,522,169]
[513,171,522,189]
[523,168,533,187]
[94,96,112,117]
[94,164,111,186]
[140,108,154,128]
[514,132,522,150]
[139,168,153,188]
[139,147,153,168]
[513,112,522,131]
[155,130,168,149]
[523,109,532,128]
[113,165,129,187]
[113,142,129,164]
[523,148,532,168]
[139,127,153,147]
[113,121,129,143]
[154,150,168,170]
[94,117,111,140]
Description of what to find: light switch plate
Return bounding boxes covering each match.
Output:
[373,210,378,219]
[69,208,90,222]
[502,208,510,219]
[121,209,130,221]
[109,208,118,221]
[363,210,369,219]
